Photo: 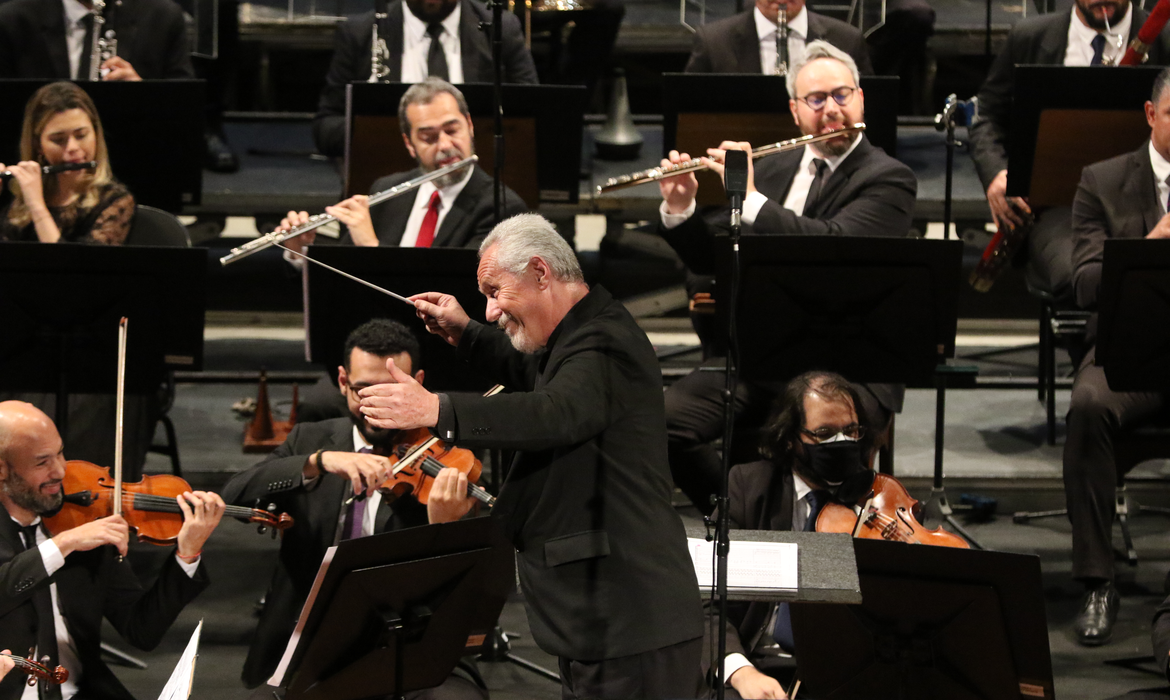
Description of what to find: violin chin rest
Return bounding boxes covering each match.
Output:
[62,490,95,507]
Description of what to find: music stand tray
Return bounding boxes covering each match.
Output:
[1097,238,1170,392]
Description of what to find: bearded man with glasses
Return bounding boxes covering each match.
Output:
[654,40,916,519]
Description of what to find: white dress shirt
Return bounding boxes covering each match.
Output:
[1064,7,1130,66]
[62,0,91,80]
[1150,140,1170,216]
[401,2,465,84]
[755,5,809,76]
[399,165,474,247]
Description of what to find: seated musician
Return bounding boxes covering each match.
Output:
[655,40,916,514]
[1062,66,1170,646]
[281,78,527,263]
[0,82,132,244]
[221,318,488,698]
[311,0,537,158]
[0,400,226,700]
[710,370,874,700]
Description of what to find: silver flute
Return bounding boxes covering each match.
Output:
[220,154,478,266]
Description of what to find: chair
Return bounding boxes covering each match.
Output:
[124,205,189,475]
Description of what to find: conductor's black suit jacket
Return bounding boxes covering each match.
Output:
[0,507,208,700]
[440,286,703,660]
[312,0,538,157]
[684,8,874,75]
[0,0,194,79]
[968,5,1170,191]
[354,166,528,248]
[221,417,430,687]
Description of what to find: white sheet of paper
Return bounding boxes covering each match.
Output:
[269,545,338,687]
[157,619,201,700]
[688,538,799,590]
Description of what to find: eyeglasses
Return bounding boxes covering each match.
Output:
[795,86,857,111]
[801,423,865,443]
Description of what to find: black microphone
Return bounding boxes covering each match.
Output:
[723,149,748,227]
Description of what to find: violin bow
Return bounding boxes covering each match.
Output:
[113,318,127,520]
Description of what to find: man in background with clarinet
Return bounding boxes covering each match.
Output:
[653,40,916,515]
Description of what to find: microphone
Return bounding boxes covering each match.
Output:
[723,149,749,228]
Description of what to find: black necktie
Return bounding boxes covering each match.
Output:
[1090,34,1106,66]
[426,22,449,80]
[20,524,62,700]
[802,490,828,532]
[802,158,829,216]
[76,13,95,80]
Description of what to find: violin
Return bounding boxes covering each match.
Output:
[44,461,294,544]
[367,429,496,508]
[815,473,969,549]
[2,649,68,686]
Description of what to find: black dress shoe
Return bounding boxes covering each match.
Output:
[204,131,240,173]
[1074,582,1119,646]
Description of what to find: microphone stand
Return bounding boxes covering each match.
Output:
[933,94,964,241]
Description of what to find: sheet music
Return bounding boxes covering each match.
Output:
[157,620,201,700]
[688,538,798,590]
[269,545,337,687]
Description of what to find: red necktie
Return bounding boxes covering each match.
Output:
[416,191,442,248]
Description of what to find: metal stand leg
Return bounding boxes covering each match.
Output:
[479,627,561,683]
[100,642,148,669]
[921,371,984,549]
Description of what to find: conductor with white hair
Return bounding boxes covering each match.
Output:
[357,213,705,699]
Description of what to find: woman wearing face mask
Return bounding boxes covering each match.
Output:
[0,81,133,244]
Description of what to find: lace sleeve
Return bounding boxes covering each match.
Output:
[88,193,135,245]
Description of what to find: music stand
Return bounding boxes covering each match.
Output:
[790,539,1054,699]
[343,83,587,206]
[0,80,204,212]
[270,518,514,700]
[1097,238,1170,392]
[304,246,492,393]
[0,242,205,437]
[662,74,899,207]
[1007,66,1161,202]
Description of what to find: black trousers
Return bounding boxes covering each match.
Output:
[1025,206,1075,304]
[558,636,704,700]
[1064,346,1163,582]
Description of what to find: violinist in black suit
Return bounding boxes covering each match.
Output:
[281,78,527,264]
[0,401,225,700]
[312,0,537,158]
[221,319,487,699]
[656,40,915,514]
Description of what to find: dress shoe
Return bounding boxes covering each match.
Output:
[1074,582,1119,646]
[204,131,240,173]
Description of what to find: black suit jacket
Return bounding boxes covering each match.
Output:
[1070,143,1161,344]
[0,508,208,700]
[968,5,1170,190]
[312,0,538,157]
[441,286,703,661]
[221,417,430,687]
[356,166,528,248]
[1153,594,1170,681]
[0,0,194,80]
[684,8,873,75]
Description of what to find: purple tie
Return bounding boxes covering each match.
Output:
[342,447,373,541]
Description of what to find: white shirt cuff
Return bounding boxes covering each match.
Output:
[742,191,769,227]
[723,653,754,686]
[659,199,697,230]
[282,249,306,270]
[175,553,201,578]
[38,539,65,575]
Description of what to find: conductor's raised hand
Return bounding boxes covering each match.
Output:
[706,141,756,196]
[659,150,699,215]
[276,210,316,254]
[410,292,470,347]
[358,359,440,430]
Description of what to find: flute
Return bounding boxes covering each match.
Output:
[220,154,478,266]
[595,123,866,195]
[0,161,96,179]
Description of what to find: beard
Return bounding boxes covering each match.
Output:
[422,147,474,189]
[349,411,400,450]
[3,470,62,515]
[1077,0,1128,30]
[810,124,858,157]
[498,313,542,354]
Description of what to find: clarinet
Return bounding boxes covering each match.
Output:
[0,161,97,180]
[87,0,118,81]
[368,0,390,83]
[776,7,789,76]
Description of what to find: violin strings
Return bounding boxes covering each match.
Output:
[124,493,256,518]
[863,510,914,543]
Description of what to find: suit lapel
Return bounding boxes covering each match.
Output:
[735,11,762,74]
[1037,9,1070,63]
[372,169,421,246]
[807,136,872,218]
[805,11,826,43]
[387,1,406,82]
[320,421,362,534]
[459,0,492,82]
[1131,145,1162,234]
[432,168,484,247]
[42,0,71,79]
[764,465,795,531]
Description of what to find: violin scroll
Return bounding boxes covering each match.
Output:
[3,649,69,686]
[250,504,295,539]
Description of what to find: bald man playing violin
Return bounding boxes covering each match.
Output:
[0,401,225,700]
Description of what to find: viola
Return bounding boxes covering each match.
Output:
[44,461,294,544]
[3,649,68,686]
[815,472,969,549]
[370,428,496,508]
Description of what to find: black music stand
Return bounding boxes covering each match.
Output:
[713,236,980,545]
[269,518,514,700]
[343,83,587,205]
[0,80,204,213]
[304,246,491,393]
[0,242,205,437]
[1097,238,1170,392]
[790,539,1054,699]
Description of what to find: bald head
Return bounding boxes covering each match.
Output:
[0,401,58,464]
[0,402,66,521]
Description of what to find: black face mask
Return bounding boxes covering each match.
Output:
[798,439,865,488]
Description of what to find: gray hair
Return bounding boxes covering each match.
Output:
[398,77,471,136]
[479,214,584,283]
[1154,66,1170,105]
[786,40,861,98]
